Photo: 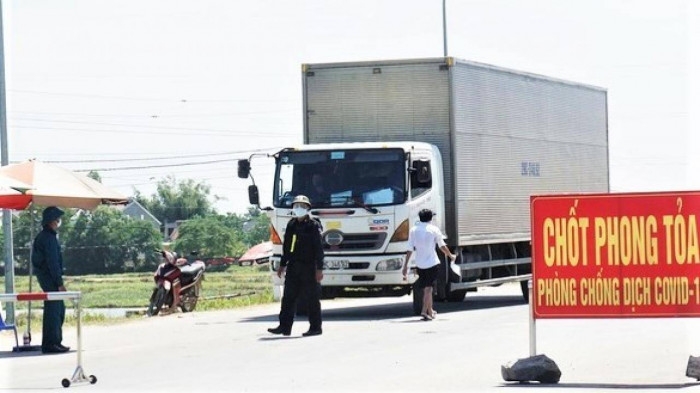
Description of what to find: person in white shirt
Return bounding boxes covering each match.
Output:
[402,209,456,321]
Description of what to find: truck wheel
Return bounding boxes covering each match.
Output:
[435,258,448,301]
[520,280,529,303]
[320,287,337,300]
[412,284,423,315]
[447,289,467,302]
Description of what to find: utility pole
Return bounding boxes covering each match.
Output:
[442,0,448,57]
[0,0,16,324]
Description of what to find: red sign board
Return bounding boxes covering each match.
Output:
[531,191,700,318]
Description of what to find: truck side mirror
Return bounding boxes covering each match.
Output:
[238,159,251,179]
[248,185,260,206]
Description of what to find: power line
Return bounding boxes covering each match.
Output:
[10,124,298,138]
[10,108,299,118]
[106,171,273,187]
[84,158,239,172]
[10,89,297,103]
[10,89,183,102]
[11,117,296,134]
[53,149,278,172]
[45,148,278,164]
[85,158,276,173]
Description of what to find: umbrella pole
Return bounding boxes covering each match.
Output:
[26,207,35,344]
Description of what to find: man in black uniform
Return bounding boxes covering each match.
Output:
[268,195,325,337]
[32,206,70,353]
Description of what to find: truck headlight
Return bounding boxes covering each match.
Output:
[376,258,404,271]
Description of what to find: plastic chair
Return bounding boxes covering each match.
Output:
[0,302,19,349]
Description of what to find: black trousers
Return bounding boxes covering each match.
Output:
[37,275,65,348]
[278,267,322,331]
[42,300,65,348]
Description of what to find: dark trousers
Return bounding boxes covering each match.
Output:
[36,274,65,348]
[42,300,65,348]
[278,268,322,331]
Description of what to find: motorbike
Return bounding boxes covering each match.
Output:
[147,250,206,316]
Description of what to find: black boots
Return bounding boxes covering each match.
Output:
[42,344,70,354]
[267,326,322,336]
[267,326,291,336]
[302,329,322,337]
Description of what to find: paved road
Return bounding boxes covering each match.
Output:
[1,283,699,392]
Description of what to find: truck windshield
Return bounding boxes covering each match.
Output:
[273,148,406,209]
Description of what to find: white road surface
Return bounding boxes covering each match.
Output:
[1,283,699,392]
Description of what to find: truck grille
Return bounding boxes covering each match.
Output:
[323,233,387,251]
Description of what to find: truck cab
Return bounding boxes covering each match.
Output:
[239,142,444,302]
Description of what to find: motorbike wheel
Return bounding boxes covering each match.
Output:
[147,287,167,316]
[180,288,198,313]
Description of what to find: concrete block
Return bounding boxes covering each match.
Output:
[502,354,561,384]
[687,355,700,380]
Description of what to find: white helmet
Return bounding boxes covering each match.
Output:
[292,195,312,208]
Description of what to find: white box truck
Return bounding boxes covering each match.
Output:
[238,57,609,313]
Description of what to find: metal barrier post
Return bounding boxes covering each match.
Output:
[528,279,536,356]
[0,291,96,388]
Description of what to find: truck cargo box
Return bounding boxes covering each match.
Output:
[302,57,609,245]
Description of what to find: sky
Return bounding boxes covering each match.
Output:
[1,0,698,215]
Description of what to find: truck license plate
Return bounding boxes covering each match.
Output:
[327,260,349,269]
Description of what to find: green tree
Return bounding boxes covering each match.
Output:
[8,208,76,275]
[172,216,246,258]
[3,206,161,276]
[6,209,40,275]
[87,171,101,182]
[216,208,271,248]
[241,208,271,246]
[62,207,162,274]
[135,176,215,226]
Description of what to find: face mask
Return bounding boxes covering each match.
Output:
[293,207,309,217]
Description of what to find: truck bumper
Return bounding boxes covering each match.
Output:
[270,256,417,300]
[320,271,417,286]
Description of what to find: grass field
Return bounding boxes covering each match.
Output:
[1,264,274,329]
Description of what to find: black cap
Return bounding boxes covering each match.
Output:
[42,206,64,225]
[418,209,435,222]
